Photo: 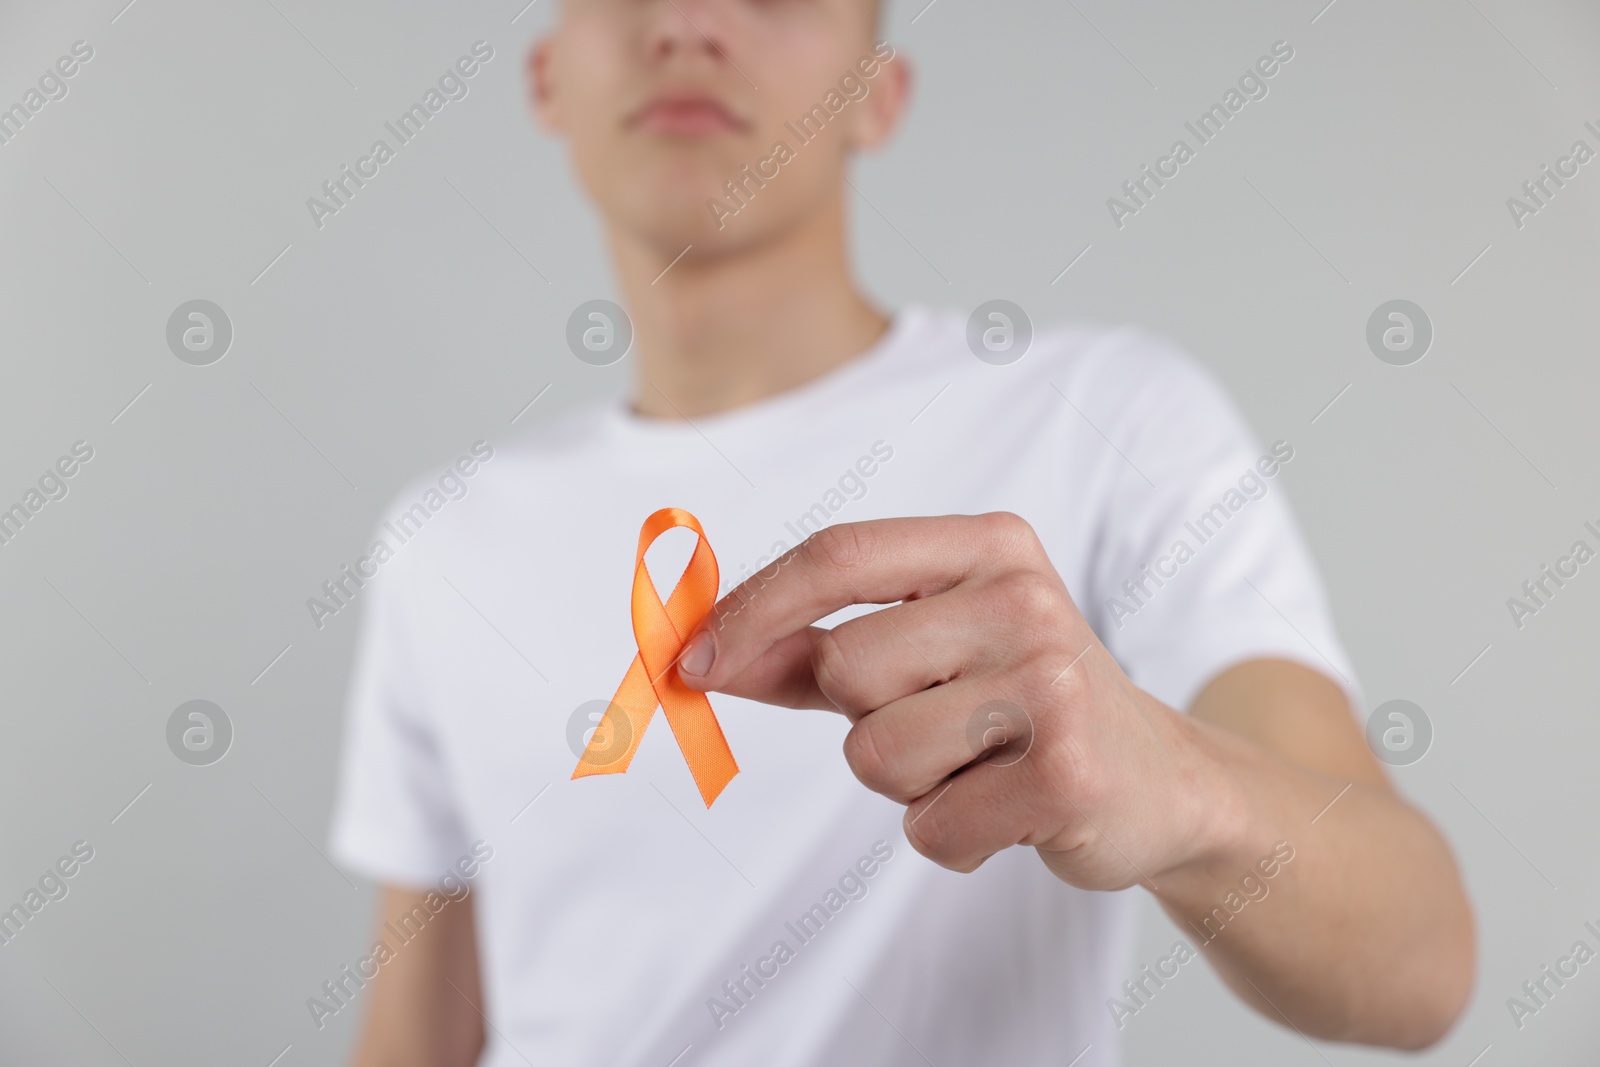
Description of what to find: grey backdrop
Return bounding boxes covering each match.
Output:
[3,0,1598,1063]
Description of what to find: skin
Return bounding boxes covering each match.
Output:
[347,1,1474,1062]
[348,887,483,1067]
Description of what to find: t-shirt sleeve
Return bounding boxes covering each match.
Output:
[328,535,470,888]
[1076,336,1363,716]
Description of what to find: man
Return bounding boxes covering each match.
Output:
[329,1,1473,1064]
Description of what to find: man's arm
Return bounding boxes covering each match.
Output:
[674,514,1474,1049]
[1172,658,1473,1048]
[347,886,485,1067]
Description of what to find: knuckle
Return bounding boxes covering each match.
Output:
[1037,724,1102,809]
[810,629,854,700]
[969,697,1036,766]
[1034,651,1081,701]
[903,800,956,866]
[981,511,1038,553]
[982,509,1028,536]
[803,522,869,573]
[842,718,895,794]
[991,568,1061,623]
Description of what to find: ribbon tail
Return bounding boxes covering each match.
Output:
[658,682,739,807]
[572,653,659,780]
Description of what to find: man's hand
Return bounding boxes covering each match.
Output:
[677,513,1474,1049]
[675,512,1227,889]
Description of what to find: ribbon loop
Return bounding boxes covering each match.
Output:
[571,508,738,807]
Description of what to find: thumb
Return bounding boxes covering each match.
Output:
[677,624,843,714]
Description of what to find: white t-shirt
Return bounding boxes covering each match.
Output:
[329,306,1358,1067]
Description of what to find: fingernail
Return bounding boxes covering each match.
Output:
[679,631,715,678]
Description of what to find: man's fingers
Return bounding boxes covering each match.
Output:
[678,513,1033,694]
[902,754,1060,873]
[707,626,831,710]
[841,679,1005,801]
[704,580,1007,714]
[808,585,1007,717]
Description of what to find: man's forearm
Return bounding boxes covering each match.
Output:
[1151,718,1474,1048]
[349,886,485,1067]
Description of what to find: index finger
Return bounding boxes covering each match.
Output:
[676,512,1030,693]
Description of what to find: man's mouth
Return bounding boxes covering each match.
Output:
[628,91,749,136]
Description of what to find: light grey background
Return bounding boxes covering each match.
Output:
[2,0,1598,1063]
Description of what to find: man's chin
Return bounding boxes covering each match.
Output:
[611,195,780,260]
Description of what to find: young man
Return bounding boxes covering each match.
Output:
[329,2,1473,1064]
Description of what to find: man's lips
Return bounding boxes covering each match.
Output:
[629,93,748,136]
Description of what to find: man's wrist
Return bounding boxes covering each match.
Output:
[1147,706,1283,904]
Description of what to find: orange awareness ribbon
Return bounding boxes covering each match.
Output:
[571,507,739,807]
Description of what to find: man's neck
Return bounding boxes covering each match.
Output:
[608,193,889,420]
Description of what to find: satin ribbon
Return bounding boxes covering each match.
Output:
[571,507,739,807]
